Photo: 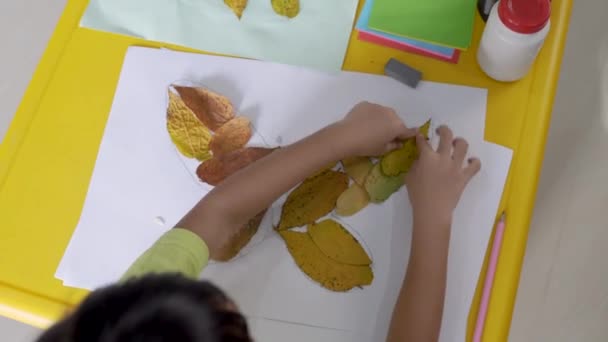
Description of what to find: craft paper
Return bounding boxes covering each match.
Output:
[56,47,512,342]
[355,0,459,62]
[80,0,358,71]
[369,0,477,50]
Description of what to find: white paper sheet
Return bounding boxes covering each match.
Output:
[56,47,512,341]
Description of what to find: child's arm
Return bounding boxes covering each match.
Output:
[387,126,481,342]
[177,102,416,257]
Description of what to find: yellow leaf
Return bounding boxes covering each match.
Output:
[209,116,253,156]
[308,219,371,265]
[341,157,373,185]
[280,230,373,292]
[364,163,403,203]
[277,170,348,231]
[335,183,370,217]
[167,91,212,161]
[381,120,431,176]
[271,0,300,18]
[224,0,248,18]
[211,210,266,261]
[173,86,235,132]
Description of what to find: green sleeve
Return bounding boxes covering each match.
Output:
[121,228,209,281]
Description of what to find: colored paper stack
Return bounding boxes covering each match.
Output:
[356,0,478,64]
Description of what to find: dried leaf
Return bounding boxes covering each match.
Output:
[271,0,300,18]
[307,219,371,265]
[381,120,431,176]
[209,116,253,156]
[280,230,373,292]
[224,0,248,18]
[197,147,276,186]
[277,170,348,231]
[173,86,235,131]
[167,91,212,161]
[364,163,404,203]
[211,210,266,261]
[335,183,370,217]
[341,157,373,186]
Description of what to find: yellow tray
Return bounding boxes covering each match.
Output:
[0,0,571,340]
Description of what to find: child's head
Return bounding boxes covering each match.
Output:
[38,274,252,342]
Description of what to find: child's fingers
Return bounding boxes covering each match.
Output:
[436,125,454,155]
[464,157,482,181]
[384,141,403,153]
[452,137,469,164]
[415,134,432,154]
[395,125,418,140]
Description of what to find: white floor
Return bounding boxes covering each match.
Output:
[1,1,606,341]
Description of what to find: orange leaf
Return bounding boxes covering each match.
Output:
[197,147,276,186]
[209,116,253,156]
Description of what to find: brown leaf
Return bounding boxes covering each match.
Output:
[211,210,266,262]
[277,170,349,231]
[173,86,235,131]
[209,116,253,156]
[197,147,276,186]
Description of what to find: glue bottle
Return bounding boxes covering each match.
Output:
[477,0,551,82]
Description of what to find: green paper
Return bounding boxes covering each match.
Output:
[368,0,477,50]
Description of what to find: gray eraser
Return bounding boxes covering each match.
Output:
[384,58,422,88]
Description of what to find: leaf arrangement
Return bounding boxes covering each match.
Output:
[276,120,430,292]
[167,85,273,262]
[224,0,300,19]
[167,86,430,290]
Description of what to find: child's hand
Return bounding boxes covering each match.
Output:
[333,102,417,157]
[405,126,481,226]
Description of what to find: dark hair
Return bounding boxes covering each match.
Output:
[38,274,252,342]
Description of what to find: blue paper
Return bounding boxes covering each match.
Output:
[81,0,359,71]
[356,0,455,57]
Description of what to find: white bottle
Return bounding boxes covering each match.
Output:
[477,0,551,82]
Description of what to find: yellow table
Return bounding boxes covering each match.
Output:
[0,0,571,340]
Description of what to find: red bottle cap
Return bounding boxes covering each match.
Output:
[498,0,551,34]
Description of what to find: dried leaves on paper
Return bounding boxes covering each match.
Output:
[210,116,253,156]
[335,183,369,217]
[197,147,276,186]
[276,170,348,231]
[173,86,235,131]
[166,83,434,292]
[224,0,248,18]
[167,85,259,185]
[308,219,371,266]
[166,91,212,161]
[271,0,300,18]
[280,226,373,292]
[341,157,373,186]
[223,0,300,19]
[364,163,404,203]
[381,120,431,176]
